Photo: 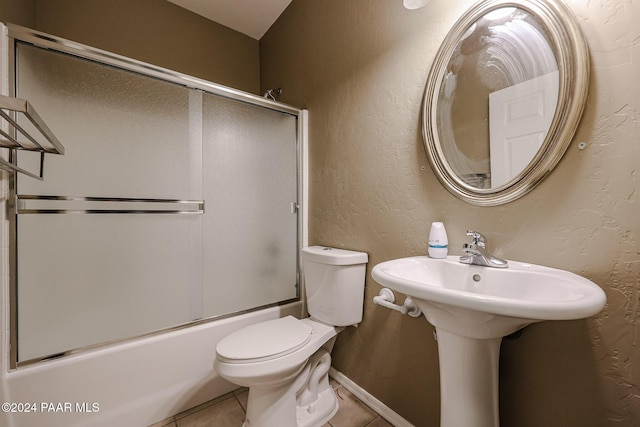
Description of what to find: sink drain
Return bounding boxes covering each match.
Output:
[472,274,482,282]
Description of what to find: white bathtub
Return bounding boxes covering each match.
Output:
[0,302,303,427]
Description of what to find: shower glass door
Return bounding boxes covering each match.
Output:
[11,35,299,364]
[202,94,298,317]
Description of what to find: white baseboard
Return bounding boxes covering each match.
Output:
[329,367,414,427]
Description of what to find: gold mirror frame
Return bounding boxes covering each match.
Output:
[422,0,589,206]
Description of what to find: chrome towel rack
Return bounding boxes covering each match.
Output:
[0,94,65,180]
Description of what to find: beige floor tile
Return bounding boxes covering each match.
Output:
[176,395,245,427]
[328,386,378,427]
[233,388,249,412]
[148,418,176,427]
[174,392,236,420]
[365,416,394,427]
[149,380,388,427]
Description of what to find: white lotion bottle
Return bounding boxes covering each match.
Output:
[428,222,448,259]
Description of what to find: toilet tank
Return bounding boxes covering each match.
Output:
[301,246,368,327]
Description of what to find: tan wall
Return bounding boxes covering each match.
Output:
[0,0,260,94]
[262,0,640,425]
[0,0,34,28]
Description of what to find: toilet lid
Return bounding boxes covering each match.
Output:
[216,316,312,362]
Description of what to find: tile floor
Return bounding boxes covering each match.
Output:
[150,379,393,427]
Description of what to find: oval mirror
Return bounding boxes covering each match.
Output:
[422,0,589,205]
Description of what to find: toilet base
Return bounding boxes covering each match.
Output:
[242,348,337,427]
[296,386,338,427]
[243,381,337,427]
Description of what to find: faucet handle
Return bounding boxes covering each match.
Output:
[466,230,487,247]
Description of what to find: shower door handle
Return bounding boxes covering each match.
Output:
[16,195,205,215]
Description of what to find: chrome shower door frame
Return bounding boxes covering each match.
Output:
[4,24,306,368]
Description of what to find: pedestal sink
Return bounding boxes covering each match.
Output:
[371,256,606,427]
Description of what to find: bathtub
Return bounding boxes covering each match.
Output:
[0,301,304,427]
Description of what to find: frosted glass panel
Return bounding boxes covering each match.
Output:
[15,43,202,199]
[14,43,203,362]
[12,42,300,363]
[17,215,201,361]
[202,94,298,316]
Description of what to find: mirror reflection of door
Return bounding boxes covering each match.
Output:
[489,70,559,188]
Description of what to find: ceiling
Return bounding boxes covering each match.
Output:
[167,0,293,40]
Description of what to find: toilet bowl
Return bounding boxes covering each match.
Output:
[214,246,368,427]
[215,316,340,427]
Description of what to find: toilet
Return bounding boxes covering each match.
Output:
[214,246,368,427]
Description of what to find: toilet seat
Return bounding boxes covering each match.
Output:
[216,316,312,363]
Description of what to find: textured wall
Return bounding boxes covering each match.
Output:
[261,0,640,425]
[0,0,260,94]
[0,0,34,28]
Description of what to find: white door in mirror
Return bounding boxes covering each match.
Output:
[489,70,559,188]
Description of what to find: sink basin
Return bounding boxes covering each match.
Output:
[371,255,606,427]
[372,255,605,330]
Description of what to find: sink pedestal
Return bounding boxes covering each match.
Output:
[371,256,607,427]
[422,302,532,427]
[436,328,501,427]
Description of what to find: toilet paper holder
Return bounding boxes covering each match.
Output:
[373,288,422,317]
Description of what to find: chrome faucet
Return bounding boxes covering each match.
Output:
[460,230,509,268]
